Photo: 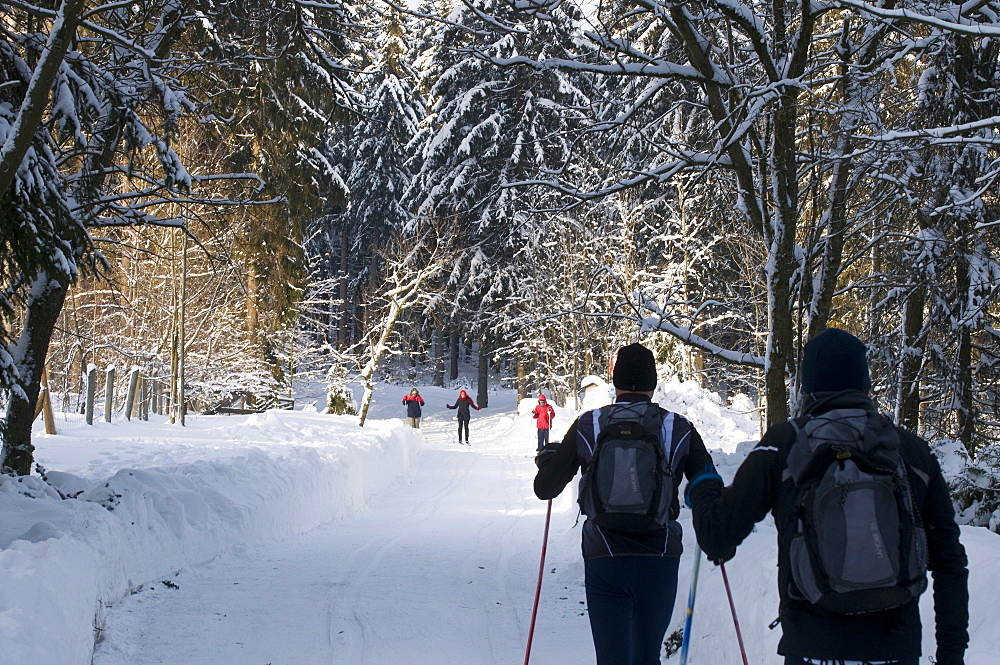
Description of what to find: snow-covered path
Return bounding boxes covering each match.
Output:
[11,382,998,665]
[91,409,594,665]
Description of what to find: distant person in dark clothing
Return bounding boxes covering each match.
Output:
[446,389,480,445]
[531,394,555,452]
[402,388,425,428]
[686,328,969,665]
[534,343,717,665]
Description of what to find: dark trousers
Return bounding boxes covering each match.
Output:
[457,416,470,441]
[584,555,680,665]
[784,657,918,665]
[536,428,550,451]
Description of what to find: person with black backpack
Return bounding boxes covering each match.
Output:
[686,328,970,665]
[534,343,718,665]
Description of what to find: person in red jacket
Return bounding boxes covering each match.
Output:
[531,394,555,452]
[446,389,481,445]
[402,388,425,428]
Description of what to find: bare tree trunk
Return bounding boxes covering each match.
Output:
[178,233,187,425]
[357,298,401,426]
[2,275,70,474]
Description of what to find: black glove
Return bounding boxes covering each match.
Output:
[534,442,560,469]
[710,546,737,565]
[935,651,965,665]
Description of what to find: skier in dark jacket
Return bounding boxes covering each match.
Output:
[686,328,969,665]
[534,343,718,665]
[446,389,480,445]
[402,388,425,428]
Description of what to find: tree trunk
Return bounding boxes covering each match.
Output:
[339,229,350,349]
[2,274,70,475]
[433,326,445,386]
[247,262,260,347]
[897,284,926,430]
[516,358,527,402]
[477,344,489,408]
[955,251,976,454]
[449,326,459,381]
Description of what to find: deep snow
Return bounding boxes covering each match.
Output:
[1,379,996,664]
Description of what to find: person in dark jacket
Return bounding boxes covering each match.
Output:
[534,343,718,665]
[402,388,425,428]
[531,394,556,452]
[686,328,970,665]
[446,389,480,445]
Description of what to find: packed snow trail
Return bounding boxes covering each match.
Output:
[73,384,1000,665]
[91,406,594,665]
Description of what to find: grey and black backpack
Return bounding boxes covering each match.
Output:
[785,407,928,614]
[578,401,677,533]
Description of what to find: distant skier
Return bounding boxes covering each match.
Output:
[687,328,969,665]
[446,389,481,445]
[402,388,425,428]
[531,394,555,452]
[534,343,717,665]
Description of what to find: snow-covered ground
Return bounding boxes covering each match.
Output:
[1,380,996,664]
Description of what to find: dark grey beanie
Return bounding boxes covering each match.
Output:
[800,328,871,394]
[613,343,658,392]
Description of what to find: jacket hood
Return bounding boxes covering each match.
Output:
[799,389,875,418]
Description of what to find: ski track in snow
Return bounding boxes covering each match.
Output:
[91,410,593,665]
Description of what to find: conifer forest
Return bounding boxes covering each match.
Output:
[2,0,1000,524]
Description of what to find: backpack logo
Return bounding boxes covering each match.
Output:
[786,408,928,614]
[578,402,674,533]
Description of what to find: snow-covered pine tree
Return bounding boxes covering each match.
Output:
[407,0,591,395]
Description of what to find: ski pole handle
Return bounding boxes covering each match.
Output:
[523,499,552,665]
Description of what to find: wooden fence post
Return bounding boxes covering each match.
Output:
[125,367,140,420]
[104,365,116,423]
[154,380,163,415]
[140,376,149,421]
[85,364,97,425]
[40,365,57,435]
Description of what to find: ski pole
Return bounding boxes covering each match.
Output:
[523,499,552,665]
[720,562,749,665]
[679,545,703,665]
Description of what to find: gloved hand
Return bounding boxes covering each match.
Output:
[935,650,965,665]
[535,442,560,469]
[710,546,737,565]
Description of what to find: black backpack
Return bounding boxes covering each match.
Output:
[785,407,928,614]
[578,402,674,533]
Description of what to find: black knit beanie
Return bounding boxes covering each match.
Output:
[613,343,658,392]
[800,328,871,394]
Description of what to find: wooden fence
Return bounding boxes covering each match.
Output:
[35,366,294,433]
